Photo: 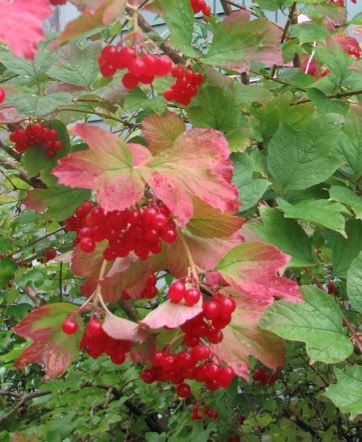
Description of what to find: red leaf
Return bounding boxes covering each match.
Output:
[0,105,25,124]
[141,299,202,329]
[211,291,285,380]
[13,303,82,378]
[143,128,239,225]
[0,0,51,59]
[216,242,301,306]
[53,124,150,212]
[142,111,186,154]
[102,312,146,342]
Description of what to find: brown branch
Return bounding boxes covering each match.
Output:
[131,10,185,64]
[0,159,45,188]
[0,390,50,424]
[294,89,362,105]
[342,315,362,354]
[0,140,21,161]
[22,287,44,307]
[220,0,233,15]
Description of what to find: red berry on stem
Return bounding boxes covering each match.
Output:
[86,319,103,338]
[176,383,192,398]
[184,287,201,306]
[62,318,78,335]
[168,281,186,303]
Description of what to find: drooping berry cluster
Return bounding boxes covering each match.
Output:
[121,273,158,300]
[65,200,177,260]
[190,0,212,16]
[168,279,201,306]
[253,368,280,387]
[98,44,173,89]
[163,66,204,106]
[190,403,218,420]
[141,344,235,394]
[9,123,63,158]
[80,319,132,364]
[180,293,236,347]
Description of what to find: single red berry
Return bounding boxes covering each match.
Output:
[184,287,201,306]
[79,237,96,253]
[62,318,78,335]
[191,344,211,362]
[141,368,156,383]
[122,73,139,89]
[86,319,103,338]
[176,383,192,398]
[0,87,6,103]
[168,281,186,303]
[110,352,126,365]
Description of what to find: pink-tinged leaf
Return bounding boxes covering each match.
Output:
[130,335,156,363]
[0,0,51,59]
[57,0,126,44]
[167,230,243,278]
[102,313,146,342]
[205,12,283,71]
[216,242,301,306]
[142,112,186,154]
[101,250,166,302]
[141,299,202,329]
[143,128,239,225]
[71,241,107,280]
[0,105,25,124]
[211,292,285,380]
[53,124,150,212]
[13,303,82,378]
[187,198,243,238]
[328,33,361,58]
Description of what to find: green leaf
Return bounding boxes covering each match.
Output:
[0,257,17,288]
[289,23,328,43]
[277,198,347,235]
[334,106,362,179]
[162,0,197,57]
[325,365,362,418]
[250,207,317,267]
[48,42,101,87]
[187,85,249,152]
[24,186,91,221]
[329,186,362,220]
[332,220,362,278]
[203,17,281,66]
[9,92,72,117]
[232,153,270,211]
[350,12,362,25]
[307,88,349,115]
[316,45,352,86]
[346,251,362,313]
[260,286,354,364]
[267,119,342,191]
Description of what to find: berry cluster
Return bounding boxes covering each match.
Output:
[98,45,173,89]
[190,0,212,16]
[9,123,63,158]
[168,280,201,306]
[163,66,204,106]
[253,368,280,387]
[121,273,158,300]
[180,293,236,347]
[65,200,177,261]
[190,403,218,420]
[141,345,235,394]
[62,317,132,365]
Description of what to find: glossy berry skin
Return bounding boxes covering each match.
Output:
[141,368,156,383]
[163,66,203,105]
[184,287,201,306]
[86,319,103,338]
[0,87,6,103]
[168,281,186,303]
[176,383,191,398]
[191,344,211,362]
[62,318,78,335]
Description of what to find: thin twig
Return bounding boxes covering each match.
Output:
[0,391,50,424]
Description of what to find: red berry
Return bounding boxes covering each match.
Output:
[62,318,78,335]
[176,383,191,398]
[141,368,156,383]
[154,56,172,76]
[86,319,103,338]
[122,73,139,89]
[110,351,126,365]
[191,344,211,362]
[79,237,96,253]
[0,87,6,103]
[168,281,186,303]
[203,300,220,320]
[184,287,201,306]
